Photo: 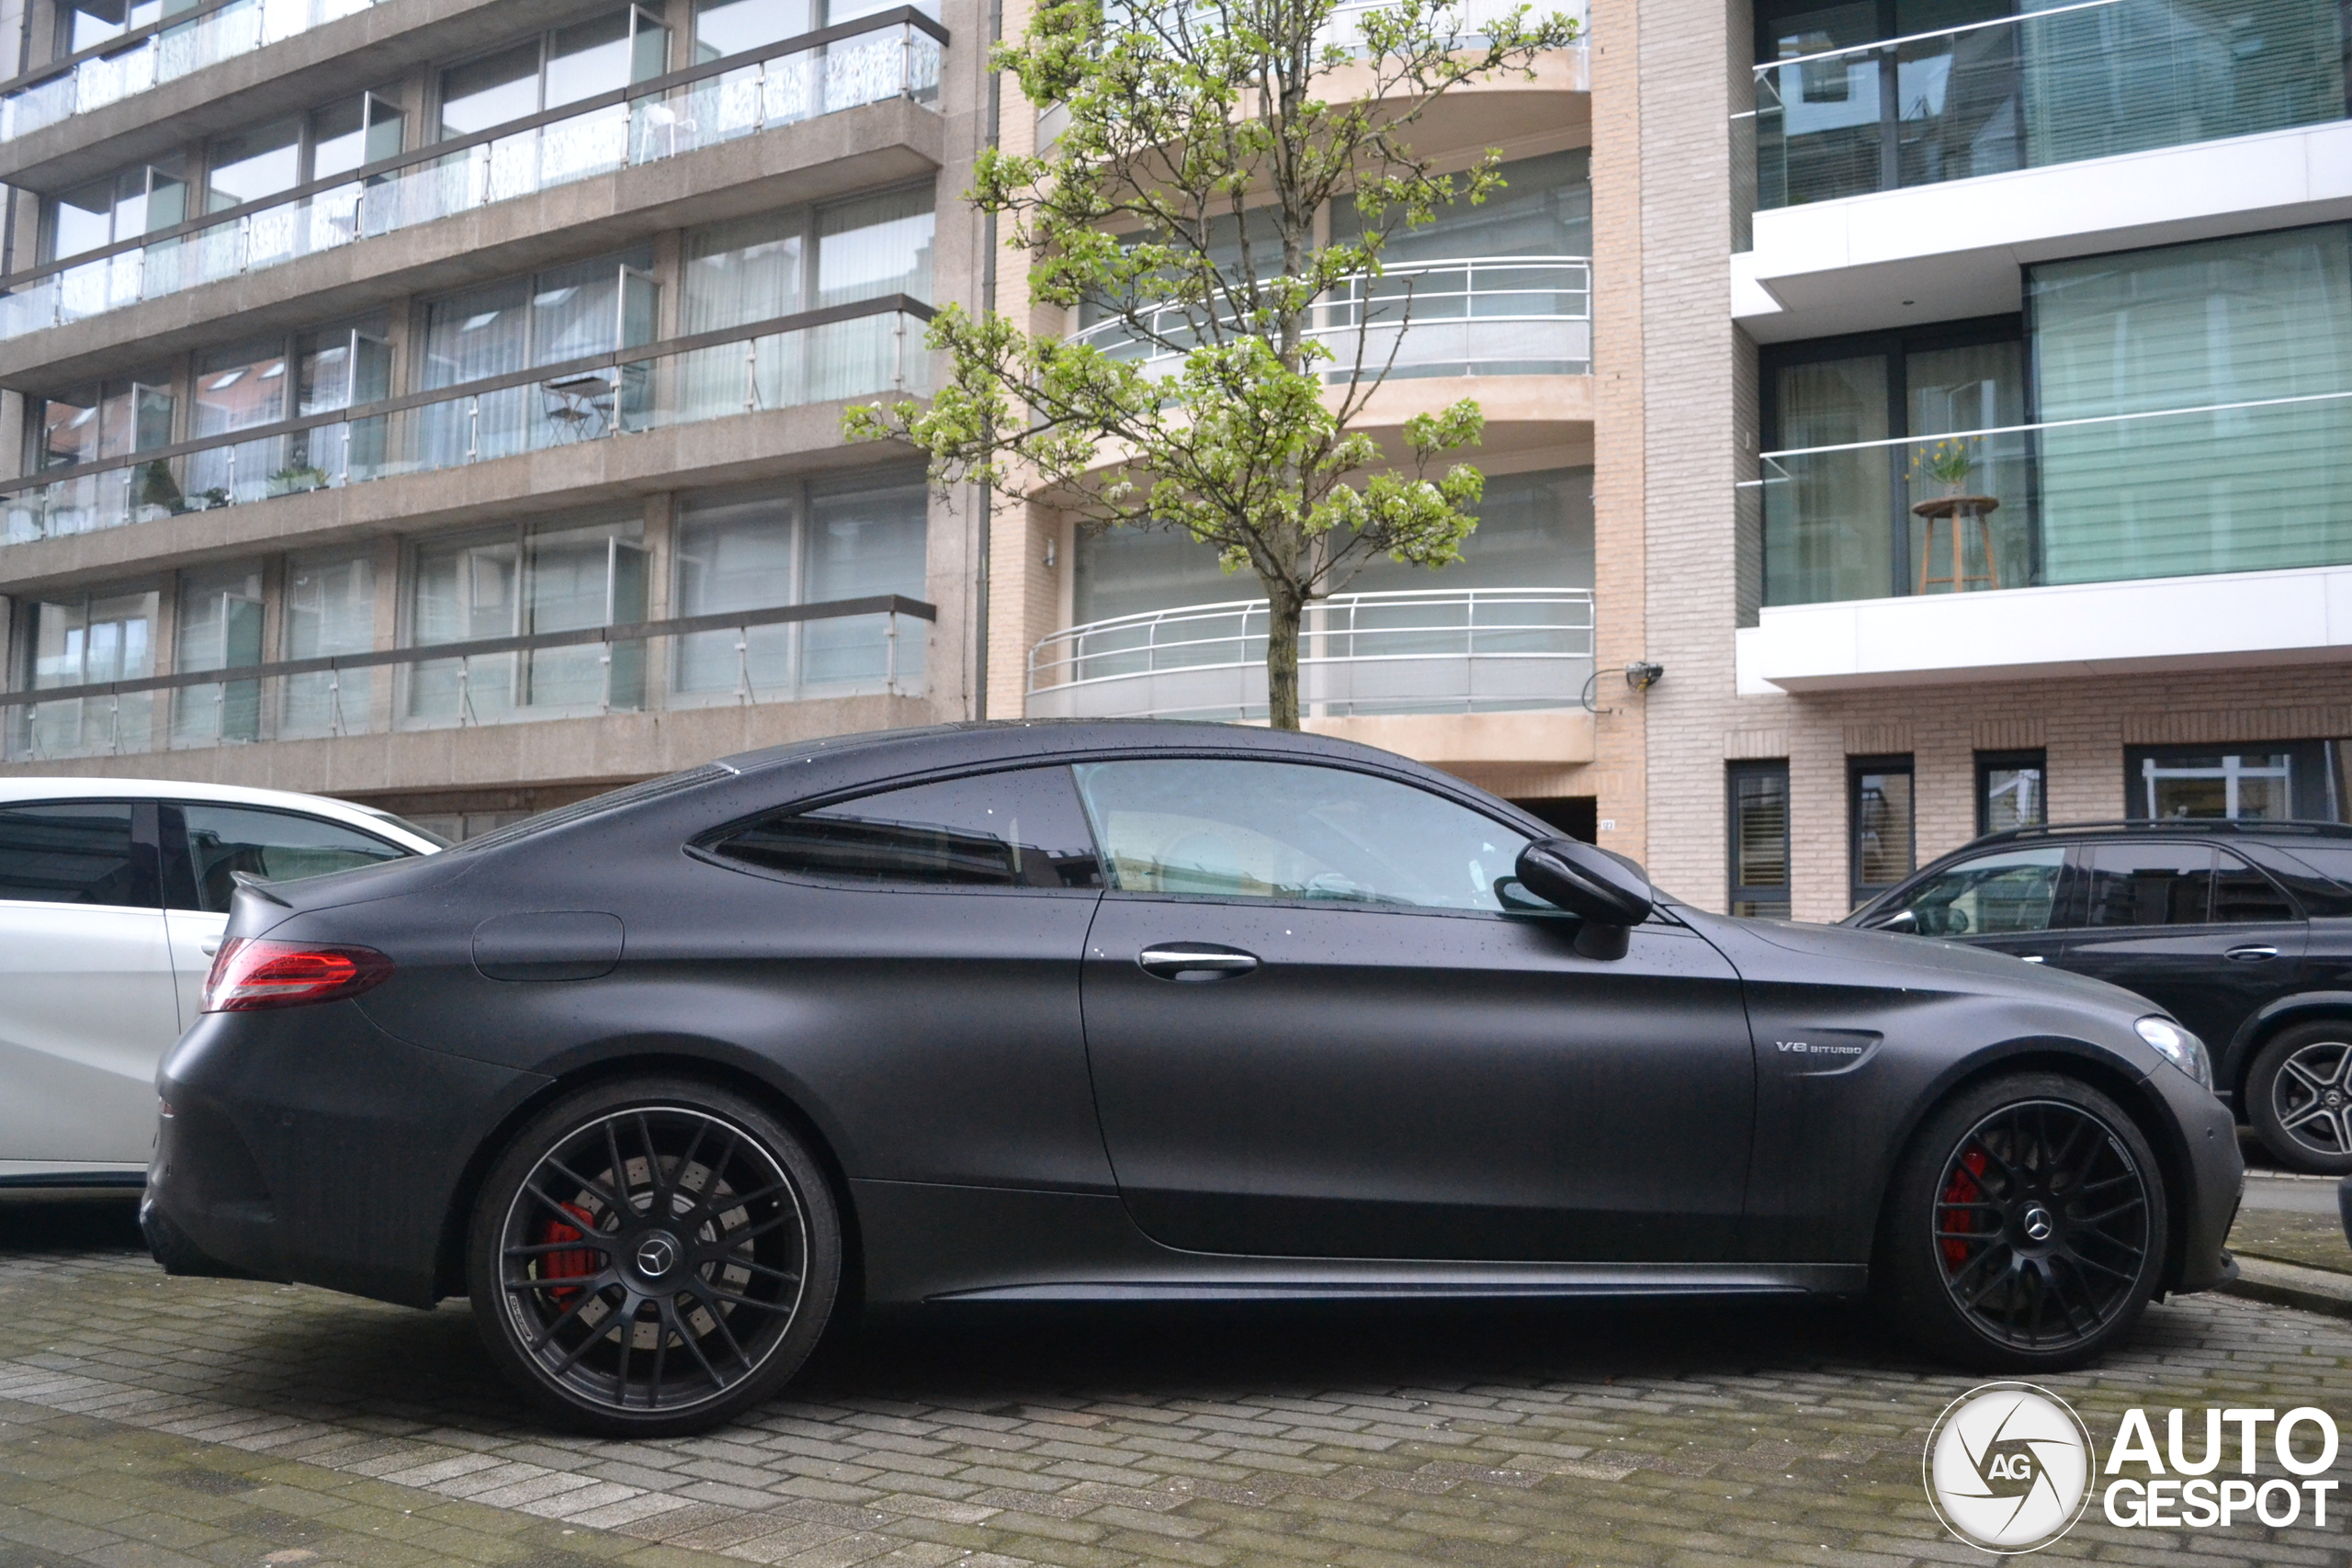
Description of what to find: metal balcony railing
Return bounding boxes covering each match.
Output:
[1742,0,2347,218]
[1746,388,2352,607]
[0,9,945,340]
[1065,255,1592,379]
[1,595,935,762]
[0,0,383,143]
[2,294,931,547]
[1025,587,1596,720]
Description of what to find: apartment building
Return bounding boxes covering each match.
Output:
[989,1,1617,838]
[1606,0,2352,919]
[0,0,989,836]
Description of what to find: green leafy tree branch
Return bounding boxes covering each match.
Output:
[847,0,1579,728]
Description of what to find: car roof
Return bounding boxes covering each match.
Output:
[719,718,1425,779]
[1965,818,2352,850]
[0,776,442,852]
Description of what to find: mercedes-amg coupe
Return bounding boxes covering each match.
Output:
[143,722,2243,1435]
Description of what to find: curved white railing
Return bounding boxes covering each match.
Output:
[1026,586,1595,720]
[1065,255,1591,379]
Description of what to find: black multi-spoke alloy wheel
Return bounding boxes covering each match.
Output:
[468,1077,841,1436]
[1876,1074,2165,1371]
[2248,1021,2352,1175]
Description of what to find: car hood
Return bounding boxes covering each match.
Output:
[1683,909,2156,1012]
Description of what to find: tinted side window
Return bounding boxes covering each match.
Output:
[1071,759,1530,911]
[711,767,1102,889]
[0,802,159,908]
[1883,846,2066,936]
[2214,850,2299,923]
[2080,843,2214,927]
[169,805,410,912]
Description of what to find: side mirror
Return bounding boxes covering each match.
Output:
[1514,838,1654,961]
[1871,908,1919,933]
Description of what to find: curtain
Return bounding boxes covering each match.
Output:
[188,340,288,504]
[1764,355,1892,604]
[2023,0,2344,169]
[674,488,799,694]
[812,188,933,399]
[281,551,375,735]
[171,564,264,745]
[2030,222,2352,583]
[684,210,804,414]
[421,276,531,465]
[803,472,927,686]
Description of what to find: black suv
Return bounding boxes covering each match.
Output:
[1846,820,2352,1171]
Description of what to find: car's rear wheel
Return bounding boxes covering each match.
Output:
[1876,1073,2165,1371]
[468,1077,841,1437]
[2246,1021,2352,1174]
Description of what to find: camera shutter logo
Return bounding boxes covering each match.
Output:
[1924,1382,2095,1552]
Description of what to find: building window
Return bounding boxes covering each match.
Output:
[43,160,186,265]
[204,94,404,217]
[672,467,929,701]
[172,563,266,747]
[1849,755,1914,908]
[31,370,175,472]
[2030,222,2352,588]
[1761,317,2029,606]
[1976,749,2045,836]
[8,584,161,758]
[2125,743,2333,822]
[1728,761,1791,919]
[437,8,668,141]
[282,550,379,739]
[404,513,649,723]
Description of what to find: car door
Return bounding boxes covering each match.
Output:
[157,801,416,1024]
[0,799,176,1168]
[684,764,1113,1193]
[2059,840,2306,1049]
[1854,845,2075,966]
[1072,757,1757,1262]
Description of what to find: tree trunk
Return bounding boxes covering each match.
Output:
[1265,583,1304,730]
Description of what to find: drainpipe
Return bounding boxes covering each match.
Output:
[970,0,1002,720]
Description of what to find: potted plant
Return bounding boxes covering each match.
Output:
[269,463,329,496]
[1908,435,2001,592]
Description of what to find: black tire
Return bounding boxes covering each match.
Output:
[2246,1021,2352,1175]
[1875,1073,2165,1372]
[467,1076,842,1437]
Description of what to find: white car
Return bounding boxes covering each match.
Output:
[0,779,445,1188]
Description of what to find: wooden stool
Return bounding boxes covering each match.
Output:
[1912,494,2001,594]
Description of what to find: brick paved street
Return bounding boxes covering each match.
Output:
[4,1197,2352,1568]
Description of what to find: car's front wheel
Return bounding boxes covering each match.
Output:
[2246,1021,2352,1175]
[1876,1073,2165,1371]
[467,1076,841,1436]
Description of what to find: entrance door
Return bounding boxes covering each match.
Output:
[1073,758,1758,1262]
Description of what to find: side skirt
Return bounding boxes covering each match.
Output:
[931,1263,1866,1304]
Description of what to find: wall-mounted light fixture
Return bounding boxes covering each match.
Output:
[1624,660,1664,691]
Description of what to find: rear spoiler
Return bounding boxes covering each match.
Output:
[230,871,290,908]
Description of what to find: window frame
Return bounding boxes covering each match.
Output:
[0,796,164,909]
[1848,752,1916,909]
[1975,748,2047,837]
[1069,753,1550,919]
[1726,759,1792,919]
[692,763,1107,895]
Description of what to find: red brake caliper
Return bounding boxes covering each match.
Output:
[1939,1149,1989,1269]
[538,1202,601,1304]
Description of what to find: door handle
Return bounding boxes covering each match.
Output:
[2226,945,2279,962]
[1138,945,1260,981]
[199,936,220,957]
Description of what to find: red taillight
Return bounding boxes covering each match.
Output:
[201,938,393,1012]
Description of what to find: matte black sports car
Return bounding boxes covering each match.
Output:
[144,722,2243,1436]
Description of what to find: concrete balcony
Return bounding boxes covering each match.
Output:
[1732,0,2352,343]
[0,301,930,592]
[0,14,944,387]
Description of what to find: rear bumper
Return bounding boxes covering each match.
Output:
[146,1003,547,1308]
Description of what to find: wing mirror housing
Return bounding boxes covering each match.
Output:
[1870,908,1918,933]
[1513,838,1655,961]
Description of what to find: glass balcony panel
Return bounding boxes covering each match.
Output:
[1751,0,2346,210]
[0,18,939,337]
